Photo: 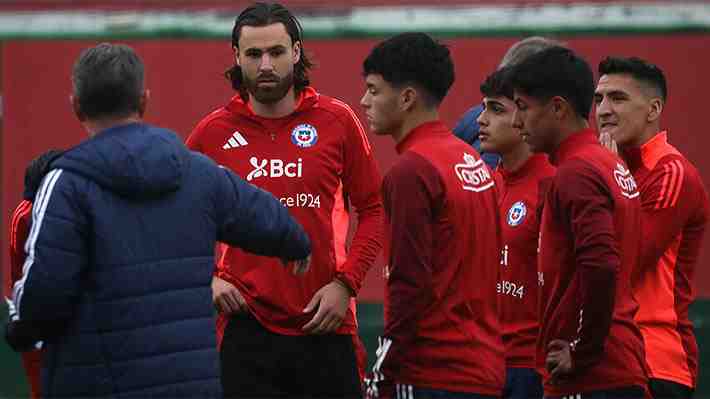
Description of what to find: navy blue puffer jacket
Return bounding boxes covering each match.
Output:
[12,122,310,398]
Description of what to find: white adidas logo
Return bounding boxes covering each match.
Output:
[223,131,248,149]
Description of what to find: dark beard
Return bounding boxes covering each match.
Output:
[243,71,294,104]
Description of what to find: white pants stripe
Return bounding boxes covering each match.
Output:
[395,384,414,399]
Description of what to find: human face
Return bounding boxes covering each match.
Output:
[477,96,521,155]
[236,23,300,104]
[512,91,557,154]
[594,73,659,148]
[360,74,404,136]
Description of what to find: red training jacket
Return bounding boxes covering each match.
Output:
[496,154,555,369]
[187,87,384,339]
[537,129,647,396]
[622,131,709,389]
[378,121,504,395]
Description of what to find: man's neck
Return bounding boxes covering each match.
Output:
[500,143,533,173]
[393,109,439,144]
[249,87,297,119]
[84,114,142,137]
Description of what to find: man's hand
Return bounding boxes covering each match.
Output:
[282,255,311,276]
[212,276,248,315]
[5,320,41,352]
[599,132,618,154]
[302,279,351,334]
[546,339,573,385]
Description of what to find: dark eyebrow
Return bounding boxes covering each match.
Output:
[596,89,629,98]
[608,90,629,97]
[485,99,505,108]
[245,44,288,53]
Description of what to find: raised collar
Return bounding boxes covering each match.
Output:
[621,131,679,171]
[550,128,599,166]
[396,120,450,154]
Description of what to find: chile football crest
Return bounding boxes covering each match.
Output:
[291,124,318,148]
[507,201,527,226]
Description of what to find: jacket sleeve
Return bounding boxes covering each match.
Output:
[380,153,442,375]
[556,161,619,373]
[638,158,709,273]
[334,102,385,295]
[12,169,89,328]
[214,165,311,261]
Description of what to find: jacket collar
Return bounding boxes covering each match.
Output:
[621,131,678,171]
[396,121,449,154]
[550,128,599,166]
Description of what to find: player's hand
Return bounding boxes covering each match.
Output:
[302,279,351,334]
[281,255,311,276]
[212,276,248,315]
[546,339,573,385]
[599,132,618,154]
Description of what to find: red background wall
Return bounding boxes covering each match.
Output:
[3,35,709,301]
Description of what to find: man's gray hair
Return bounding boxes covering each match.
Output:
[499,36,566,69]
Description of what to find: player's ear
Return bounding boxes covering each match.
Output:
[70,95,86,122]
[233,46,241,67]
[138,89,150,118]
[292,41,301,65]
[648,98,663,123]
[400,86,417,112]
[550,96,567,120]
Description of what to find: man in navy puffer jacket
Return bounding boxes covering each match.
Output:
[8,43,311,398]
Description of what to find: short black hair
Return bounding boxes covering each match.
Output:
[72,43,144,120]
[363,32,454,107]
[480,69,513,100]
[24,149,64,200]
[507,46,594,120]
[598,56,667,102]
[226,2,313,93]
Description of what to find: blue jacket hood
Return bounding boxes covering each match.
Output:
[53,122,187,199]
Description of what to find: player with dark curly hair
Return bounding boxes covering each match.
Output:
[361,32,504,398]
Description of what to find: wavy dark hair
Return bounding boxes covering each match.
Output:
[225,3,313,96]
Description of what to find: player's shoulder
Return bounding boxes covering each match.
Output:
[556,155,603,180]
[386,150,437,182]
[193,106,234,135]
[314,94,360,121]
[187,106,238,151]
[650,151,704,186]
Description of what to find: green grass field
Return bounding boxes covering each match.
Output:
[1,301,709,398]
